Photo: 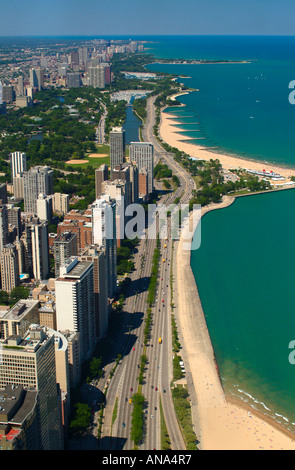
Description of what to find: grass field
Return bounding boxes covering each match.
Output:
[66,144,110,169]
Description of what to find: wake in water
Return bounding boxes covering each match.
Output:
[227,383,295,430]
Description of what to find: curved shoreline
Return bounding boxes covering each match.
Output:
[158,92,295,448]
[162,91,295,178]
[175,196,295,449]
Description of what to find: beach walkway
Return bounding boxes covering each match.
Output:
[175,196,295,450]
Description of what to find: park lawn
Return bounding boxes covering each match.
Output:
[66,155,110,169]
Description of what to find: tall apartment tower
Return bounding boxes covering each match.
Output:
[22,220,49,280]
[53,231,78,277]
[110,164,131,207]
[80,245,108,339]
[101,179,126,245]
[88,65,105,88]
[23,166,53,214]
[78,47,88,67]
[55,257,96,361]
[110,127,125,170]
[92,196,117,299]
[53,193,69,215]
[0,205,8,255]
[95,164,109,199]
[7,204,22,238]
[0,325,64,450]
[129,142,154,195]
[67,72,81,88]
[130,162,139,203]
[0,243,19,293]
[10,151,27,180]
[29,68,44,91]
[36,194,53,222]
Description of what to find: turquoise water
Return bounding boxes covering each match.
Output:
[123,101,141,144]
[146,36,295,431]
[148,59,295,167]
[191,190,295,430]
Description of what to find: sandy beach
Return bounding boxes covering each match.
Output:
[163,94,295,449]
[161,96,295,180]
[176,197,295,450]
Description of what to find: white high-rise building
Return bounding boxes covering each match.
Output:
[10,151,27,180]
[23,166,53,214]
[92,196,117,298]
[55,257,96,361]
[37,193,53,222]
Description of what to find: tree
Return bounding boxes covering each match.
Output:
[9,286,30,306]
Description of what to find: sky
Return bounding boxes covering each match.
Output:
[0,0,295,36]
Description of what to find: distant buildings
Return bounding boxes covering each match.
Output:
[67,72,81,88]
[29,68,44,91]
[88,64,105,89]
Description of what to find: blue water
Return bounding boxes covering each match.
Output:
[146,36,295,432]
[123,104,141,145]
[147,37,295,166]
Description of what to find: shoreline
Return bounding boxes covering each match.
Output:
[162,92,295,448]
[161,91,295,179]
[175,196,295,449]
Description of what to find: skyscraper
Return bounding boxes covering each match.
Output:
[23,166,53,214]
[52,193,69,215]
[0,325,64,450]
[53,231,78,277]
[22,220,49,280]
[55,257,96,361]
[92,196,117,298]
[88,65,105,88]
[110,127,125,170]
[29,68,44,91]
[0,205,8,256]
[0,243,19,293]
[95,164,109,199]
[36,194,53,222]
[129,142,154,195]
[67,72,81,88]
[80,245,108,339]
[10,151,27,180]
[78,47,88,67]
[110,164,131,207]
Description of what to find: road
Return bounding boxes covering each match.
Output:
[96,95,196,451]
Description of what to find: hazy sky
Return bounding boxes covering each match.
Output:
[0,0,295,36]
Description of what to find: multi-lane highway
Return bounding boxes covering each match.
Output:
[98,95,196,450]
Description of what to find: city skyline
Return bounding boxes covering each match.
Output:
[0,0,295,37]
